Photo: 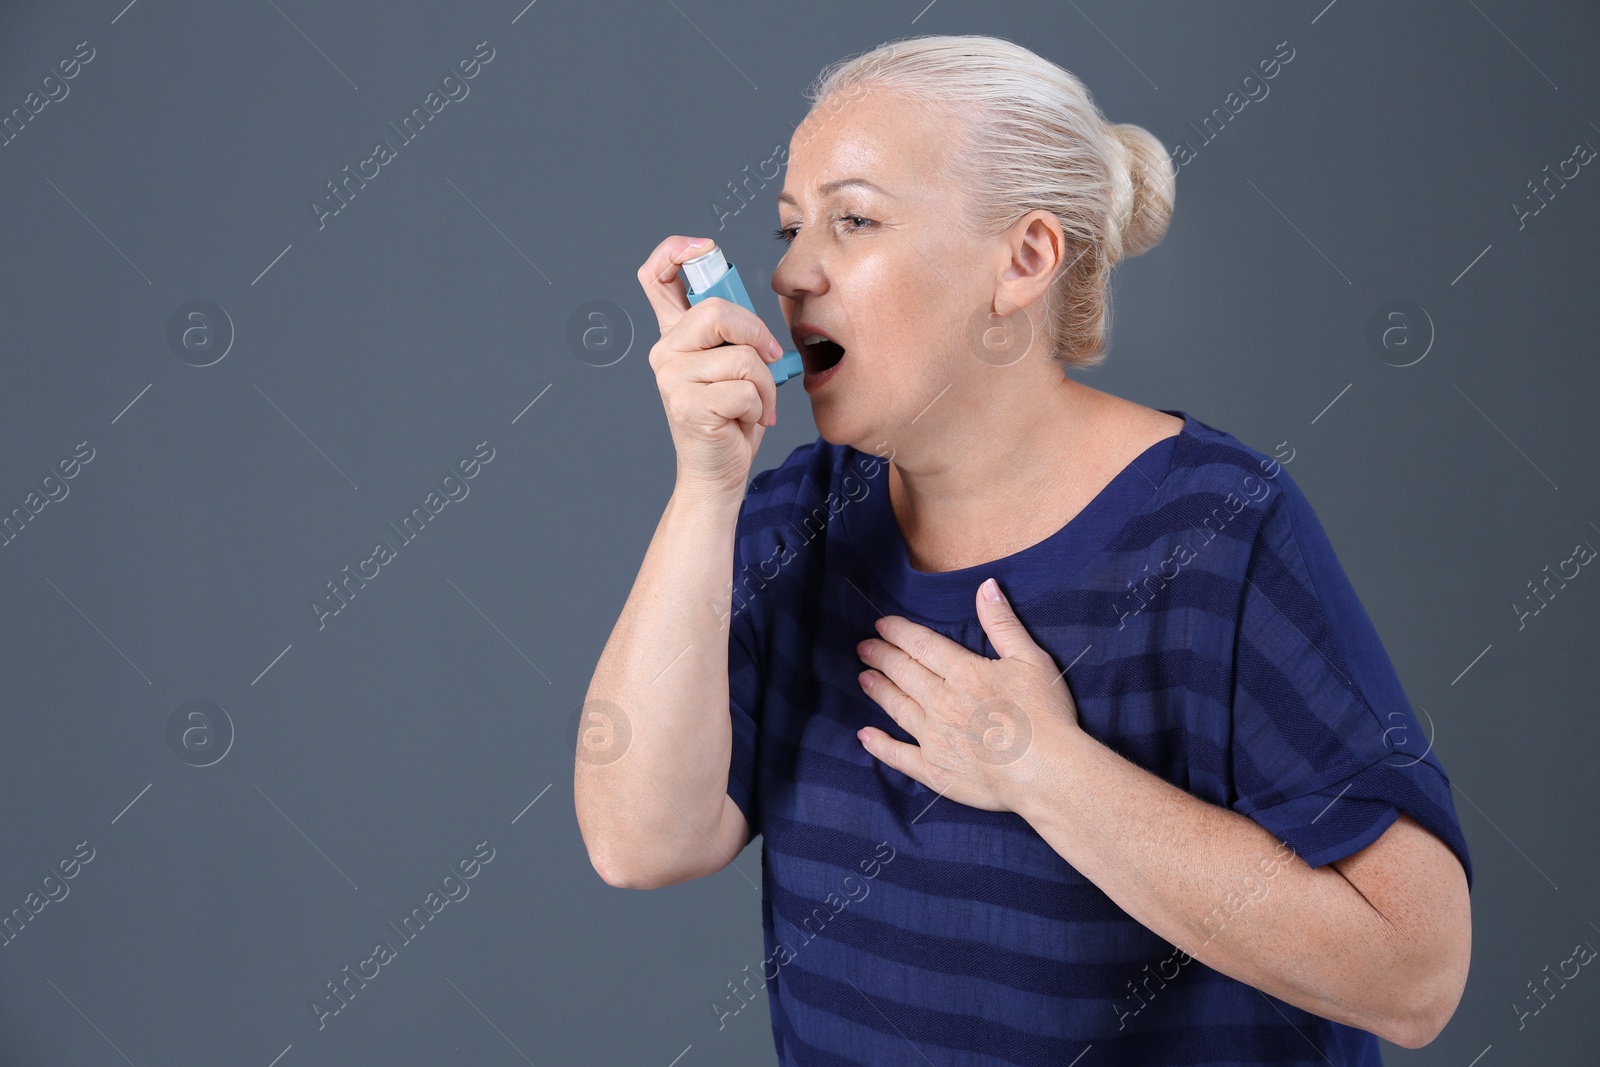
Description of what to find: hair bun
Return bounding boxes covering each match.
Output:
[1107,122,1176,263]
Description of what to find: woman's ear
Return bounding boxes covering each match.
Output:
[996,210,1065,313]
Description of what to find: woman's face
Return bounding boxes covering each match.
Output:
[773,88,1019,454]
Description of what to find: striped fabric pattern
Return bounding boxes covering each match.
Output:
[724,409,1472,1067]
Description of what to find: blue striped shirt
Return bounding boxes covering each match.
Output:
[724,409,1472,1066]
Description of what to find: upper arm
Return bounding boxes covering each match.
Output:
[1331,810,1469,946]
[709,791,753,865]
[1225,479,1473,886]
[1331,812,1471,1040]
[723,791,754,851]
[652,793,753,888]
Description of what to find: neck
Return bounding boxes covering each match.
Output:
[886,374,1119,573]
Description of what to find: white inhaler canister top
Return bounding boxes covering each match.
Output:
[682,246,729,295]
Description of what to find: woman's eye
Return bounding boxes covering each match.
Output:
[770,215,874,244]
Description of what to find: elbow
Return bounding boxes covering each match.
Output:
[1379,1004,1445,1050]
[589,849,666,890]
[1376,931,1472,1049]
[583,827,690,889]
[592,850,711,890]
[599,866,660,891]
[576,812,664,889]
[575,789,664,889]
[576,813,709,890]
[1381,997,1453,1050]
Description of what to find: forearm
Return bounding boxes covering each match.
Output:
[1010,723,1418,1041]
[575,481,745,885]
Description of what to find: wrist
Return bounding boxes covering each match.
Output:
[1003,714,1094,824]
[672,478,746,516]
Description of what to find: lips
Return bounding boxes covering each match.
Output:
[792,322,847,375]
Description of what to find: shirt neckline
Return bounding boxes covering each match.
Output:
[842,409,1194,621]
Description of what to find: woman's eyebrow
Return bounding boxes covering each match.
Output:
[776,178,893,207]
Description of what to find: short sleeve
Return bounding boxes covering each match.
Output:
[726,615,762,839]
[1227,481,1473,890]
[725,474,771,841]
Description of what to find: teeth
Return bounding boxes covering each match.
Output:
[801,333,828,345]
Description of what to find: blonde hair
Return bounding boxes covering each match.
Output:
[804,34,1175,369]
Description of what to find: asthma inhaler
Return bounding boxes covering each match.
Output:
[682,245,806,386]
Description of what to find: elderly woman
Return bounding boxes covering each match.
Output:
[576,33,1472,1067]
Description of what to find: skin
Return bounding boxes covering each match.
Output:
[773,86,1472,1047]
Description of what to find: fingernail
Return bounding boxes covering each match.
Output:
[982,577,1001,602]
[768,339,783,358]
[686,238,708,249]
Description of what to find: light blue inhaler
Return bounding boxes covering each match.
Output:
[682,244,806,386]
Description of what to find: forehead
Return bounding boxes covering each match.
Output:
[783,88,949,192]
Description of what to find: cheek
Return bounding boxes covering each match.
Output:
[841,257,945,357]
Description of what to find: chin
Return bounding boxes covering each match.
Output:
[811,406,890,460]
[809,406,864,449]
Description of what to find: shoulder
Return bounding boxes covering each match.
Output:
[733,437,853,569]
[1175,418,1355,592]
[1160,413,1340,552]
[1168,412,1294,496]
[730,438,860,630]
[1193,419,1406,732]
[1128,415,1362,640]
[745,436,839,502]
[739,437,876,531]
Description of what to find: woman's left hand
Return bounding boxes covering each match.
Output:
[854,577,1083,814]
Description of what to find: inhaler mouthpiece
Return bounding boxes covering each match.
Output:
[681,243,806,387]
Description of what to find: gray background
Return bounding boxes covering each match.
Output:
[1,0,1595,1064]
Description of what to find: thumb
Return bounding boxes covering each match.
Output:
[976,578,1046,663]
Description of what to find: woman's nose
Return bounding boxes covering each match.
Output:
[772,242,827,302]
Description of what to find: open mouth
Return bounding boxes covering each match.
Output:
[794,327,847,375]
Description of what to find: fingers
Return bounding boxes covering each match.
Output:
[858,636,942,715]
[857,669,922,741]
[975,580,1056,669]
[696,378,766,431]
[663,346,774,428]
[873,616,970,680]
[671,294,784,361]
[636,235,715,335]
[664,299,781,425]
[856,726,929,782]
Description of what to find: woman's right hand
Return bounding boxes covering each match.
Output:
[637,235,785,497]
